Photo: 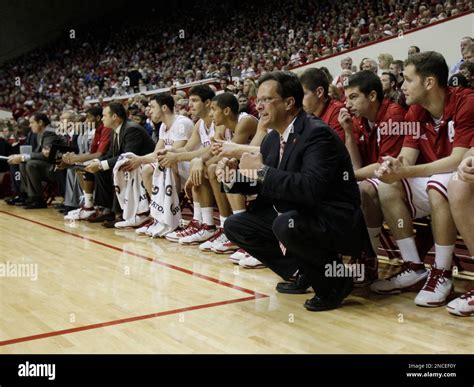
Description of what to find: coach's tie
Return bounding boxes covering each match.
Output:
[112,131,119,158]
[278,135,286,166]
[277,134,287,256]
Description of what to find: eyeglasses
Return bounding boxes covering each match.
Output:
[255,96,283,106]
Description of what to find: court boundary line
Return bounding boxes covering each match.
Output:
[0,209,270,347]
[0,296,257,347]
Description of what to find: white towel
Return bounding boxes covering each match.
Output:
[113,153,149,221]
[149,164,181,235]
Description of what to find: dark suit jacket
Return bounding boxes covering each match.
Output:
[229,110,372,257]
[31,127,62,162]
[231,110,360,208]
[101,119,156,169]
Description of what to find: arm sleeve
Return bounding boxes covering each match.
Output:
[93,127,112,154]
[377,107,407,162]
[30,132,57,161]
[402,107,420,150]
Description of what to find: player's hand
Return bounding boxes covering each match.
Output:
[120,155,142,172]
[457,156,474,183]
[155,148,170,157]
[211,139,223,156]
[84,160,101,173]
[189,157,204,186]
[62,152,77,164]
[7,154,23,165]
[216,157,239,183]
[212,139,240,158]
[338,108,353,132]
[157,152,177,168]
[375,155,406,183]
[239,152,263,179]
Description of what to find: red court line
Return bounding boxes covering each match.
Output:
[0,209,270,347]
[0,296,257,347]
[0,210,268,298]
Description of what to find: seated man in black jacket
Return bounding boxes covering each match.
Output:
[84,102,155,225]
[8,113,60,209]
[218,71,372,312]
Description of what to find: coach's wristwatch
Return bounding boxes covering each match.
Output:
[256,165,269,184]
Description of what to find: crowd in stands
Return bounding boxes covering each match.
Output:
[0,0,471,120]
[0,1,473,315]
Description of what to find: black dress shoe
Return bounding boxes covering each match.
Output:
[6,195,27,206]
[304,277,353,312]
[276,273,311,294]
[88,212,115,223]
[23,200,48,209]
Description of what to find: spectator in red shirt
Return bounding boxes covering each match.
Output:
[299,67,345,142]
[338,70,406,261]
[61,106,112,220]
[373,51,474,307]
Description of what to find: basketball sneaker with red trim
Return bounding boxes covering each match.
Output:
[370,261,428,294]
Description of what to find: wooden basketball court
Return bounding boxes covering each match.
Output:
[0,202,472,354]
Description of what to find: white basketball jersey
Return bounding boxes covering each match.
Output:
[198,119,215,148]
[159,115,194,149]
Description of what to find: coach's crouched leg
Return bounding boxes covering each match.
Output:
[272,210,353,311]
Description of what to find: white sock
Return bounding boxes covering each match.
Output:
[201,207,215,226]
[434,244,454,270]
[193,202,202,223]
[232,209,246,214]
[84,193,93,208]
[220,216,227,228]
[397,236,422,264]
[368,227,381,253]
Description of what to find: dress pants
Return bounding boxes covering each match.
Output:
[64,168,83,207]
[94,169,114,209]
[224,204,355,297]
[94,169,120,212]
[19,159,57,201]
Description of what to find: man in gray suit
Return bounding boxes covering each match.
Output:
[8,112,61,209]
